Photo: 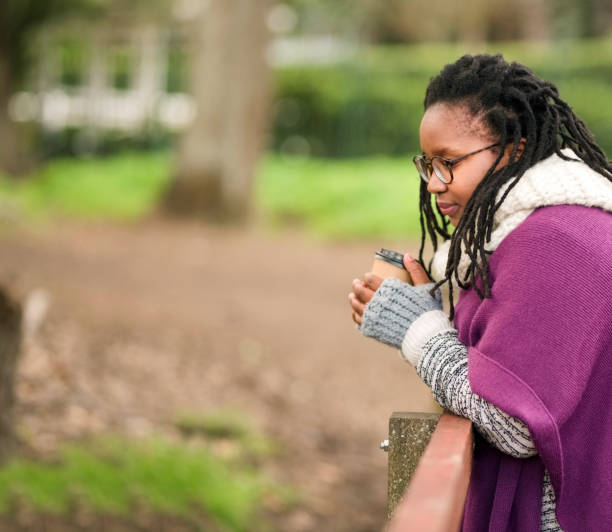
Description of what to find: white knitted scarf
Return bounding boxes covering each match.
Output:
[431,148,612,283]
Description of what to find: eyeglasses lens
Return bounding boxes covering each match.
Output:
[415,158,451,184]
[415,158,429,182]
[432,160,451,183]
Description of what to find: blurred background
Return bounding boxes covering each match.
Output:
[0,0,610,530]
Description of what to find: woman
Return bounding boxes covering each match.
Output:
[348,54,612,531]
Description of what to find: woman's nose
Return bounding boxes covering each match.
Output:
[426,173,448,194]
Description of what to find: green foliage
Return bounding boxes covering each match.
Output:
[0,430,288,531]
[271,39,612,158]
[58,38,87,88]
[272,66,423,158]
[38,127,176,159]
[2,0,172,81]
[2,0,106,78]
[109,44,133,91]
[167,36,188,94]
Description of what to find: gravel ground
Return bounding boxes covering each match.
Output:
[0,219,436,531]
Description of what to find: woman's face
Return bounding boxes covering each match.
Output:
[418,102,507,226]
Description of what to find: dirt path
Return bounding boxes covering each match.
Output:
[1,219,436,531]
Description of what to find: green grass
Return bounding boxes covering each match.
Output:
[256,154,422,239]
[0,151,423,240]
[174,410,277,458]
[176,410,252,439]
[0,430,289,531]
[0,151,171,221]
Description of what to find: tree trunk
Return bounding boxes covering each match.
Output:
[0,46,26,176]
[519,0,551,40]
[0,286,22,462]
[163,0,271,222]
[455,0,490,43]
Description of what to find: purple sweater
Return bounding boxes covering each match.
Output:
[454,205,612,531]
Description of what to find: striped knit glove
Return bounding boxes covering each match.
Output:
[360,277,454,366]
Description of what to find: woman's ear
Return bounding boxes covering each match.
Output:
[506,138,526,161]
[516,138,526,159]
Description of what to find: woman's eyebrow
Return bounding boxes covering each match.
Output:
[424,145,459,157]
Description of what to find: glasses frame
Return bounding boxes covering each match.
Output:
[413,143,501,184]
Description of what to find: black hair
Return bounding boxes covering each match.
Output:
[419,53,612,319]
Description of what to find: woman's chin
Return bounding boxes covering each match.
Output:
[448,215,460,227]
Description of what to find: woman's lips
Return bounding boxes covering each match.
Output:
[437,201,460,216]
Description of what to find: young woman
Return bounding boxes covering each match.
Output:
[348,54,612,531]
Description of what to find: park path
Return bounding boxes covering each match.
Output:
[1,219,435,531]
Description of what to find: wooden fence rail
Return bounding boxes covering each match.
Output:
[385,412,473,532]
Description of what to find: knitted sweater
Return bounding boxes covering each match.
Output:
[416,331,561,531]
[400,150,612,531]
[451,204,612,531]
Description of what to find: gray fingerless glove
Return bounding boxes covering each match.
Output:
[360,277,442,348]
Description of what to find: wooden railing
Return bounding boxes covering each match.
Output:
[384,412,473,532]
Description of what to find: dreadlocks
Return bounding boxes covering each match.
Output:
[419,54,612,319]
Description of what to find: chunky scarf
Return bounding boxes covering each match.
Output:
[430,148,612,284]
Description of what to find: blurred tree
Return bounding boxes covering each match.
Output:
[0,0,106,175]
[163,0,271,222]
[0,0,170,175]
[3,2,66,174]
[0,288,21,462]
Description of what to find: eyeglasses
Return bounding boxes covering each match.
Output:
[413,143,500,184]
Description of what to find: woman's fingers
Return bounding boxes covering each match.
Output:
[363,273,383,291]
[350,256,432,328]
[352,278,375,303]
[403,253,431,286]
[349,274,383,326]
[349,291,366,316]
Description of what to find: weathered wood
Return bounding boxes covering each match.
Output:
[386,411,441,517]
[387,413,474,532]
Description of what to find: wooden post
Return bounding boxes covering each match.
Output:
[386,413,474,532]
[386,411,441,517]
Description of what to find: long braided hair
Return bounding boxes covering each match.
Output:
[418,54,612,319]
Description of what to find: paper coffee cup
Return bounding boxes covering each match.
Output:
[371,248,412,284]
[371,248,442,413]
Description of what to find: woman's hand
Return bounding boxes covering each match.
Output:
[349,273,381,326]
[349,254,430,326]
